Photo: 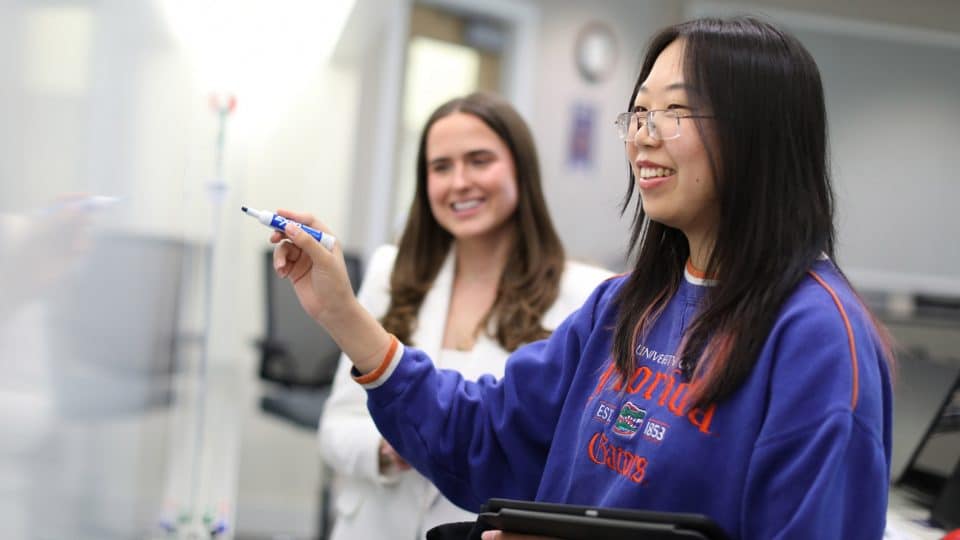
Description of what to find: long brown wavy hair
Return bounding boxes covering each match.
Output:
[381,92,565,351]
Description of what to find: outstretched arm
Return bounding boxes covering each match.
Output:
[318,245,412,483]
[270,210,607,511]
[353,285,605,511]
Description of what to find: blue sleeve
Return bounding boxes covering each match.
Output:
[740,282,891,540]
[742,410,888,539]
[362,283,608,512]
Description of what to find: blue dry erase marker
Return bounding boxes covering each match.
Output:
[241,206,336,251]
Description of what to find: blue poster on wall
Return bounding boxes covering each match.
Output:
[567,102,595,171]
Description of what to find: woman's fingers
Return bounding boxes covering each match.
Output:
[281,222,338,285]
[282,221,336,266]
[480,533,557,540]
[275,208,317,227]
[285,246,314,283]
[305,217,334,235]
[276,208,338,239]
[273,239,302,277]
[266,209,351,325]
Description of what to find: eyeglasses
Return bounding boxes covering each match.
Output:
[615,109,713,142]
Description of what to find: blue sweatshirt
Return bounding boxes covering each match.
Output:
[356,261,893,539]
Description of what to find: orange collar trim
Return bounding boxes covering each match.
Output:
[685,259,717,280]
[684,259,719,286]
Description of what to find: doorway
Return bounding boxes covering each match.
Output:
[391,2,508,234]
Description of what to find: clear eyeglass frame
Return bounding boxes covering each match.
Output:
[614,109,713,142]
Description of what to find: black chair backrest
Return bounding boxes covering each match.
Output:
[258,249,362,388]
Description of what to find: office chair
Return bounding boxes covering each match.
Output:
[255,247,362,425]
[255,248,363,539]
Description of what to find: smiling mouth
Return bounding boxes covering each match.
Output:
[638,166,676,179]
[451,199,483,211]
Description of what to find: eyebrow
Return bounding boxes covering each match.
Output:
[638,82,693,93]
[427,149,495,167]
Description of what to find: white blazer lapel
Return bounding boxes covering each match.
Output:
[413,247,459,516]
[410,245,455,361]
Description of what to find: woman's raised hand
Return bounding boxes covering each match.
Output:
[269,208,394,375]
[271,209,353,325]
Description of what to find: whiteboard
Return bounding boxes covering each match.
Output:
[795,28,960,295]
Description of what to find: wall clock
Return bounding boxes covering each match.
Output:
[574,21,618,84]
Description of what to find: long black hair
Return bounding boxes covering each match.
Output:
[612,17,839,409]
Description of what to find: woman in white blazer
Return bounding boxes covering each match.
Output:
[317,93,612,540]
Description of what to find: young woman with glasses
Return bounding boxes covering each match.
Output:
[270,17,894,539]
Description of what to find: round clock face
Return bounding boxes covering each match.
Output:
[575,22,618,84]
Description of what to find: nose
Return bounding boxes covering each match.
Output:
[633,118,660,148]
[450,162,470,189]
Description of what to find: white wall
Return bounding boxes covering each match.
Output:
[689,1,960,295]
[532,0,960,285]
[340,0,411,259]
[341,0,683,273]
[798,29,960,295]
[529,0,683,271]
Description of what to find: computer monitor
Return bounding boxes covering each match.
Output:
[931,452,960,530]
[890,349,960,488]
[46,232,195,417]
[884,301,960,509]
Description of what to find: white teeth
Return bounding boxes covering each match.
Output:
[452,199,482,211]
[638,167,675,179]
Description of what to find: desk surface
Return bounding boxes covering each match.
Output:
[886,488,947,540]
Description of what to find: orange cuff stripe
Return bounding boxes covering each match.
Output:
[354,335,400,385]
[808,271,859,410]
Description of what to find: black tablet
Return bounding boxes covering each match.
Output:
[476,498,729,540]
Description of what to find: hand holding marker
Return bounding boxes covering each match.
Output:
[241,206,336,250]
[249,205,362,330]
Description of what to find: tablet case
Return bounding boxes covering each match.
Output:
[476,498,729,540]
